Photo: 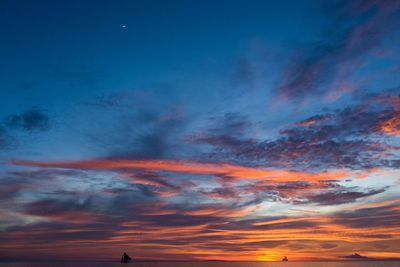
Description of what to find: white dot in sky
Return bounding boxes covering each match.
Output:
[122,25,127,28]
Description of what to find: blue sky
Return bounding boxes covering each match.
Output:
[0,0,400,261]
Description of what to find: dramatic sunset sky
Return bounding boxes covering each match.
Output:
[1,0,400,262]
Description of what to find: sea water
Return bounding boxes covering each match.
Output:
[0,261,398,267]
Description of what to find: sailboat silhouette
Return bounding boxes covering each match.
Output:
[282,256,289,261]
[120,252,132,263]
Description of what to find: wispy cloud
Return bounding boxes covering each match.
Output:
[3,108,50,132]
[275,0,400,102]
[12,158,351,182]
[194,91,399,170]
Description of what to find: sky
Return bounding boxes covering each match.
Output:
[0,0,400,262]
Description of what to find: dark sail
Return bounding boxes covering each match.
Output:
[282,256,288,261]
[120,252,132,263]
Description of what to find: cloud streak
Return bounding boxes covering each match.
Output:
[12,158,351,182]
[275,0,400,102]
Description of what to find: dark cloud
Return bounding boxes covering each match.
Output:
[1,182,398,261]
[190,112,257,163]
[200,187,238,199]
[110,171,189,199]
[255,105,398,170]
[237,181,312,205]
[24,198,93,217]
[0,169,81,203]
[275,0,400,101]
[7,168,82,180]
[333,204,400,228]
[276,181,313,191]
[299,187,387,205]
[220,217,319,232]
[192,113,254,142]
[0,109,51,151]
[214,180,380,207]
[0,177,30,201]
[6,183,308,237]
[88,109,186,160]
[266,97,398,168]
[3,108,50,132]
[195,92,399,170]
[126,119,185,159]
[1,222,113,244]
[208,112,254,136]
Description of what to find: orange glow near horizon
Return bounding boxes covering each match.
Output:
[2,208,400,261]
[5,158,399,261]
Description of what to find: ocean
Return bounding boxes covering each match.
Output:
[0,262,398,267]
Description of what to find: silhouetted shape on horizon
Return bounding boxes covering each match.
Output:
[282,256,288,261]
[341,253,372,260]
[120,252,132,263]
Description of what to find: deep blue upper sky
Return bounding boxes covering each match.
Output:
[1,0,322,112]
[0,0,399,261]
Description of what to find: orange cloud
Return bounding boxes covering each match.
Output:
[380,115,400,136]
[2,208,400,262]
[297,120,318,127]
[12,159,351,182]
